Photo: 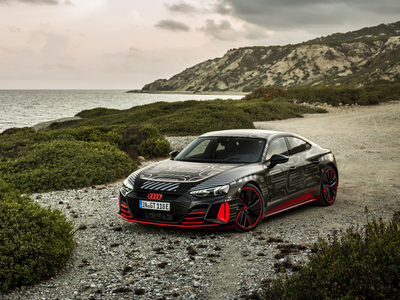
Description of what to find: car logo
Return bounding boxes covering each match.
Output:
[147,193,163,200]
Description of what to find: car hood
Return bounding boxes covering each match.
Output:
[138,160,242,183]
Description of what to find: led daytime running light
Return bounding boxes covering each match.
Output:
[190,185,230,198]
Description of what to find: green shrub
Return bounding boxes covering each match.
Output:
[0,124,174,192]
[137,137,171,158]
[115,124,170,156]
[0,181,75,292]
[243,87,287,101]
[75,107,120,119]
[265,211,400,299]
[241,84,400,106]
[50,99,324,136]
[284,84,400,106]
[0,140,137,193]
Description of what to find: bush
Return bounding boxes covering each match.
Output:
[0,140,137,193]
[51,98,325,136]
[0,124,173,192]
[284,84,400,106]
[264,211,400,299]
[0,181,75,292]
[243,87,287,101]
[241,84,400,106]
[115,124,170,156]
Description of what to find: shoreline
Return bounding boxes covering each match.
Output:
[126,89,246,96]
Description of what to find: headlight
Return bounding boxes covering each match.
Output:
[190,185,230,198]
[123,178,134,192]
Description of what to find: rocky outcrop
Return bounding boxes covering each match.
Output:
[142,21,400,92]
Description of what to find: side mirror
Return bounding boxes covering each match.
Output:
[169,150,179,160]
[269,154,289,168]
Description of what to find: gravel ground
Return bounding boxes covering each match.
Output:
[2,101,400,300]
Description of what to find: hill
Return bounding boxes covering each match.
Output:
[142,21,400,92]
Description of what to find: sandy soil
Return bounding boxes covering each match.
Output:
[255,101,400,228]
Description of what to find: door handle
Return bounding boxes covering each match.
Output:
[289,166,297,171]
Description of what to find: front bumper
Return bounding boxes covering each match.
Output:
[118,189,238,229]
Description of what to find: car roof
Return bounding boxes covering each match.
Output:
[199,129,286,139]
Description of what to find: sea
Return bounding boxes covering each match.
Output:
[0,90,243,133]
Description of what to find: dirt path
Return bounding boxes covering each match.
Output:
[206,102,400,299]
[255,101,400,224]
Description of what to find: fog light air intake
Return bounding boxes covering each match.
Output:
[217,202,229,223]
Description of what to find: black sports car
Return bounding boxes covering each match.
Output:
[118,129,338,232]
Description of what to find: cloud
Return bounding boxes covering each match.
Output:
[7,26,22,33]
[1,47,18,53]
[164,1,198,14]
[214,0,400,30]
[243,24,269,40]
[155,19,190,32]
[0,0,60,4]
[198,19,240,41]
[198,19,269,41]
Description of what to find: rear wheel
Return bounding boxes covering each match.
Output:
[318,166,338,206]
[235,184,263,232]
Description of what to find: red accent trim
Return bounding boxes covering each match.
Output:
[119,213,134,221]
[323,169,337,203]
[236,187,263,229]
[184,216,205,220]
[120,203,128,209]
[264,194,318,218]
[304,187,317,194]
[217,202,230,223]
[181,221,205,224]
[246,216,252,225]
[121,218,217,228]
[187,211,207,215]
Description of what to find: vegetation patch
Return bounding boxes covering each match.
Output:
[242,84,400,106]
[264,211,400,299]
[0,124,170,193]
[0,181,75,292]
[52,98,325,136]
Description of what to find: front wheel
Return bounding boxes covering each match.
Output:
[235,184,263,232]
[318,166,338,206]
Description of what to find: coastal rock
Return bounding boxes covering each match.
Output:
[32,116,82,131]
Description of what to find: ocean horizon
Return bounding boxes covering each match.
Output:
[0,90,243,133]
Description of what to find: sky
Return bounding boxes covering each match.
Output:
[0,0,400,89]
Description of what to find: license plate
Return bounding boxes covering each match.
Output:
[139,200,170,211]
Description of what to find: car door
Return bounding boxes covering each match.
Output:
[286,136,320,193]
[264,137,291,205]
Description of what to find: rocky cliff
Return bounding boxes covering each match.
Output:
[142,21,400,92]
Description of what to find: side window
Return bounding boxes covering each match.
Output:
[266,137,289,160]
[287,137,311,155]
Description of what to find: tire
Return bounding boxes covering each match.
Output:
[235,184,264,232]
[318,166,338,206]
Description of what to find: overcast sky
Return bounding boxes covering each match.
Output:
[1,0,399,89]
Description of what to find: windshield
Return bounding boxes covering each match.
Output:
[174,136,266,163]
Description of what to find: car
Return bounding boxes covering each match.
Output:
[118,129,338,232]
